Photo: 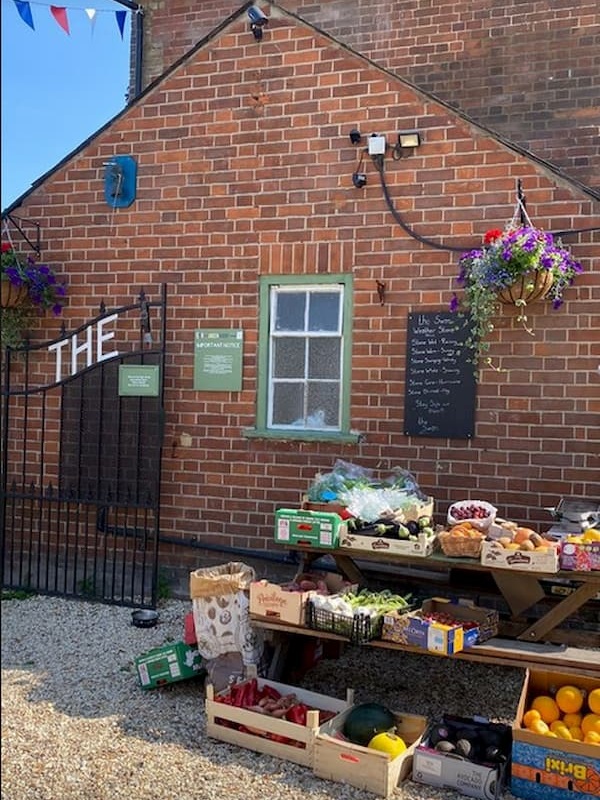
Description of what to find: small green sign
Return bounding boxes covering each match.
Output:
[119,365,160,397]
[194,329,243,391]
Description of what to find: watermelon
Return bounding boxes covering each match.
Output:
[343,703,395,746]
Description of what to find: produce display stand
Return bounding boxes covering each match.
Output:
[255,543,600,678]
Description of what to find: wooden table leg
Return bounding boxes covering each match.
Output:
[491,569,546,617]
[516,581,600,643]
[332,553,365,585]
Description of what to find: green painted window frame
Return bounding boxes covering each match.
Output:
[243,273,359,443]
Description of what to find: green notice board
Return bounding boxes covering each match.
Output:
[194,329,243,391]
[118,365,160,397]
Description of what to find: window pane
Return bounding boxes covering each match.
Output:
[308,338,340,379]
[274,292,306,331]
[273,338,305,378]
[308,292,340,332]
[307,382,340,427]
[271,383,304,425]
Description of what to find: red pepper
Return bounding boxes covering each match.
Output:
[285,703,309,726]
[229,682,246,707]
[318,709,337,724]
[214,693,233,705]
[243,678,260,707]
[260,684,282,701]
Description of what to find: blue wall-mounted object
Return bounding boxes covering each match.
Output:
[104,155,137,208]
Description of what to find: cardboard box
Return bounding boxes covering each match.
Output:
[381,598,499,652]
[205,678,353,767]
[135,641,204,689]
[274,508,346,549]
[511,668,600,800]
[300,495,348,517]
[249,572,352,626]
[339,530,435,557]
[480,539,560,573]
[412,715,511,800]
[560,540,600,571]
[313,707,427,798]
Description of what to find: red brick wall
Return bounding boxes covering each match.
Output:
[133,1,600,190]
[5,11,599,553]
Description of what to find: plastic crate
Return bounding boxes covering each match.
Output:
[306,599,383,645]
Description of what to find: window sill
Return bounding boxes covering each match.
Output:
[242,427,363,444]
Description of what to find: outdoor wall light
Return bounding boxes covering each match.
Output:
[392,131,422,160]
[397,131,421,149]
[352,172,367,189]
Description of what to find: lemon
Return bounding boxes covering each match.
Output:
[582,528,600,542]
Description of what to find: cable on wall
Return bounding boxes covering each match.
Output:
[371,155,600,252]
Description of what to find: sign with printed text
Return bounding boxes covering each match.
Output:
[118,365,160,397]
[194,329,243,391]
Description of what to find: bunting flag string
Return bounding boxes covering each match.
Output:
[11,1,133,38]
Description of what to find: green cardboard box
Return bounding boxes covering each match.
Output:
[135,641,204,689]
[274,508,346,549]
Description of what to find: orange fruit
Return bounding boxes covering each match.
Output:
[588,688,600,715]
[522,709,542,729]
[514,528,533,545]
[555,685,584,715]
[569,726,583,741]
[562,712,582,729]
[584,731,600,745]
[581,713,600,736]
[531,696,561,725]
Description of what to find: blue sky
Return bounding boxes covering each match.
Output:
[1,0,132,210]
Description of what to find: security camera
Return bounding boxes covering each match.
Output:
[248,6,268,25]
[352,172,367,189]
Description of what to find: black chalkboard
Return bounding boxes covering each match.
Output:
[404,311,476,439]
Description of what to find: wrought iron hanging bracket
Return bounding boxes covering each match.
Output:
[5,214,41,256]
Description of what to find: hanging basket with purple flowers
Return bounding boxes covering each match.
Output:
[1,241,67,349]
[450,211,583,372]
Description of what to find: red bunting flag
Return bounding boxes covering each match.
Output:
[50,6,70,35]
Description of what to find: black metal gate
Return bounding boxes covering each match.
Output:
[1,287,167,608]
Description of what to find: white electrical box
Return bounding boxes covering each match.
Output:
[367,134,386,155]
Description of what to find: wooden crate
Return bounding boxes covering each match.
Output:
[313,707,427,797]
[205,679,354,767]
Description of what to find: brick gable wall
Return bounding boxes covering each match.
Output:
[4,11,599,556]
[132,1,600,190]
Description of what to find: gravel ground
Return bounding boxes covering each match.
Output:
[0,594,526,800]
